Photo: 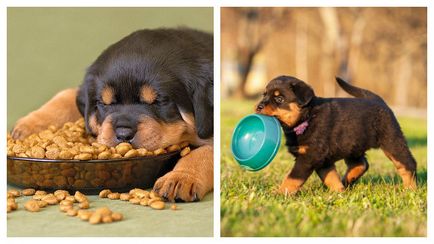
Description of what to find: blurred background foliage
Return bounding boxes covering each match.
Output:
[221,7,426,110]
[8,7,213,130]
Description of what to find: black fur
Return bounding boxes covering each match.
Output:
[76,28,213,142]
[263,76,416,186]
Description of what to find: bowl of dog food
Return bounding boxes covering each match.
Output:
[7,119,191,193]
[231,114,281,171]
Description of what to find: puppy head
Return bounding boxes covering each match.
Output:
[76,64,212,150]
[256,76,314,127]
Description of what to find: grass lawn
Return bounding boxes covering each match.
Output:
[220,99,427,237]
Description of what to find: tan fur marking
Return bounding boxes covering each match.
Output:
[383,150,417,189]
[344,164,367,185]
[88,114,100,135]
[140,85,157,104]
[278,177,305,195]
[101,87,114,105]
[317,166,345,192]
[260,102,301,127]
[96,116,116,147]
[12,88,82,140]
[298,145,309,154]
[274,90,280,96]
[153,145,213,201]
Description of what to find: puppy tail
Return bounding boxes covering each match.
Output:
[336,77,385,103]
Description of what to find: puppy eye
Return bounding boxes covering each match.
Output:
[274,96,284,104]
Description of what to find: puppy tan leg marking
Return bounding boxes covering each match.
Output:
[316,165,345,192]
[153,145,213,202]
[383,150,417,189]
[278,177,305,196]
[342,157,369,187]
[12,88,81,140]
[298,145,308,154]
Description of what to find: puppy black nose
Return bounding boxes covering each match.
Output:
[115,127,135,142]
[256,103,264,112]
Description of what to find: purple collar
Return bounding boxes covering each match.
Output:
[294,121,309,135]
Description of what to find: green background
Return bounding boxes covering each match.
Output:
[7,7,214,237]
[7,7,213,130]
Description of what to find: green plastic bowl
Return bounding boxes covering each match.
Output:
[231,114,281,171]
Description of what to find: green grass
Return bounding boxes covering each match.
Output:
[220,99,427,237]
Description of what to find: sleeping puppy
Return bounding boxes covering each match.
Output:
[256,76,417,195]
[11,27,214,202]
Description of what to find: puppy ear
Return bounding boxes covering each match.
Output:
[76,74,97,135]
[291,81,315,107]
[191,87,213,139]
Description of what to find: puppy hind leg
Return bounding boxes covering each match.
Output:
[381,145,417,189]
[316,164,345,192]
[342,156,369,187]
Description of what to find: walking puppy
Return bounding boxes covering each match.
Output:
[256,76,417,195]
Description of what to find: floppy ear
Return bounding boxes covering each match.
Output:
[291,81,315,107]
[190,85,213,139]
[76,73,97,135]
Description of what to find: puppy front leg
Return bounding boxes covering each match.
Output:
[315,164,345,192]
[279,158,314,196]
[12,88,82,140]
[153,144,213,202]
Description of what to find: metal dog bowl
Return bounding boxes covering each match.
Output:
[7,151,180,194]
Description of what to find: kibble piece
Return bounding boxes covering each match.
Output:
[95,207,112,216]
[59,205,73,212]
[79,211,93,221]
[89,213,102,224]
[97,151,111,160]
[102,215,113,223]
[139,198,149,206]
[24,200,40,212]
[153,148,166,155]
[119,193,131,201]
[37,200,48,208]
[74,191,88,203]
[167,144,181,152]
[180,146,191,157]
[35,190,47,195]
[115,142,132,156]
[7,198,18,210]
[124,149,139,158]
[111,212,123,221]
[150,201,165,210]
[7,189,21,198]
[60,200,74,206]
[171,204,178,211]
[150,191,160,199]
[136,148,148,156]
[179,141,189,148]
[55,192,67,201]
[7,205,12,213]
[79,201,90,209]
[135,190,150,199]
[99,189,112,198]
[42,194,58,205]
[111,153,122,159]
[32,194,45,200]
[75,153,92,161]
[22,188,36,196]
[66,208,78,216]
[107,192,120,200]
[65,195,76,203]
[31,146,46,158]
[129,198,140,205]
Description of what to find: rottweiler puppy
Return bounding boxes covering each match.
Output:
[11,27,214,202]
[256,76,417,195]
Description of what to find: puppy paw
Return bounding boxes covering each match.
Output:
[11,115,44,140]
[153,170,208,202]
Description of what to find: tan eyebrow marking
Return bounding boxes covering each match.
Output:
[140,85,157,104]
[101,86,114,105]
[274,90,280,96]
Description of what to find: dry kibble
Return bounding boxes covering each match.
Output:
[179,141,189,148]
[7,192,14,198]
[79,211,93,221]
[129,198,140,204]
[7,189,21,197]
[74,191,88,203]
[102,215,113,223]
[60,200,74,206]
[115,142,132,156]
[7,205,12,213]
[150,200,165,210]
[32,194,45,200]
[97,151,111,160]
[89,213,102,224]
[171,204,178,211]
[65,195,76,203]
[42,194,58,205]
[139,198,149,206]
[7,198,18,210]
[22,188,36,196]
[107,192,120,200]
[124,149,139,158]
[24,200,40,212]
[66,208,78,216]
[95,207,112,216]
[59,204,73,212]
[55,192,67,201]
[35,190,47,196]
[111,212,123,221]
[154,148,166,155]
[119,193,131,201]
[167,144,181,152]
[180,146,191,157]
[99,189,112,198]
[150,191,160,199]
[79,201,90,209]
[37,200,48,208]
